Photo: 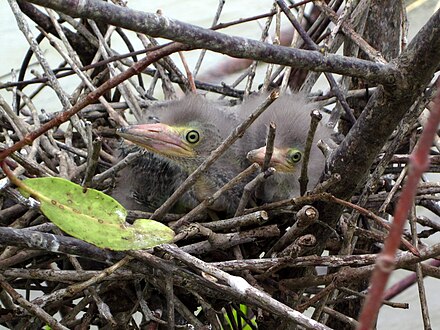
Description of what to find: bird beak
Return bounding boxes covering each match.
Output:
[117,123,195,158]
[247,146,294,172]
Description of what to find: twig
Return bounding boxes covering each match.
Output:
[202,211,269,231]
[276,0,356,125]
[314,0,387,63]
[82,136,102,190]
[0,273,69,330]
[266,205,318,257]
[325,194,419,256]
[171,163,260,230]
[24,0,398,84]
[193,0,225,78]
[178,51,196,93]
[299,109,322,195]
[153,91,280,220]
[159,244,331,330]
[262,122,276,171]
[0,42,189,162]
[358,81,440,330]
[235,167,275,216]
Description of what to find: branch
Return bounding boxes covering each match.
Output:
[316,9,440,231]
[23,0,397,84]
[358,81,440,329]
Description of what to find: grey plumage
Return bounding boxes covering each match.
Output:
[245,93,332,202]
[112,108,197,213]
[115,94,253,214]
[111,145,198,213]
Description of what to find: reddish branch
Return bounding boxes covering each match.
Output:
[358,83,440,329]
[0,42,188,162]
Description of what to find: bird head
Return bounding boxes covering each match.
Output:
[244,93,332,200]
[117,95,236,171]
[247,146,303,173]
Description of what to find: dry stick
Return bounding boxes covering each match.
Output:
[171,163,260,230]
[193,0,225,78]
[153,91,280,220]
[297,282,336,313]
[91,150,142,186]
[358,82,440,330]
[314,0,387,63]
[379,165,408,213]
[178,51,196,93]
[235,167,276,216]
[211,253,378,272]
[326,194,419,256]
[266,205,318,257]
[276,0,356,125]
[159,244,331,330]
[81,137,102,190]
[338,287,408,310]
[133,282,167,325]
[202,211,269,232]
[211,0,314,31]
[88,21,144,123]
[165,276,175,330]
[240,123,276,215]
[32,256,132,309]
[409,206,432,329]
[384,259,440,300]
[244,3,275,96]
[261,3,280,92]
[3,268,140,282]
[299,109,322,196]
[40,18,128,126]
[262,122,277,171]
[180,225,279,255]
[0,42,188,162]
[144,36,190,95]
[244,192,326,214]
[0,273,69,330]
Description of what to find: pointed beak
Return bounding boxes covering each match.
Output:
[247,146,294,172]
[117,123,195,158]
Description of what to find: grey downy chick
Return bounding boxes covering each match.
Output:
[246,93,332,202]
[116,94,254,215]
[112,111,197,213]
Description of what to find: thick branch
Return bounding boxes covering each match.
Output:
[23,0,397,84]
[320,9,440,227]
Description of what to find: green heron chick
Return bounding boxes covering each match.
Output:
[116,95,252,215]
[246,93,332,202]
[111,145,197,213]
[111,108,198,213]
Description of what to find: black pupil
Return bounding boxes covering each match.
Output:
[187,131,198,142]
[292,152,301,161]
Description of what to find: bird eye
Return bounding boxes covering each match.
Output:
[185,130,200,144]
[288,150,302,163]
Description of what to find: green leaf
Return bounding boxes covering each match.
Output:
[19,177,174,251]
[223,304,257,330]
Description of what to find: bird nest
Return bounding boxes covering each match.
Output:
[0,2,440,329]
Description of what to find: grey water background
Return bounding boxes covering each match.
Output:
[1,0,440,328]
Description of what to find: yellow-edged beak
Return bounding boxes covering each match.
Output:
[117,123,195,158]
[247,146,295,173]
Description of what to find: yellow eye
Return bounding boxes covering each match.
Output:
[288,150,302,164]
[185,130,200,144]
